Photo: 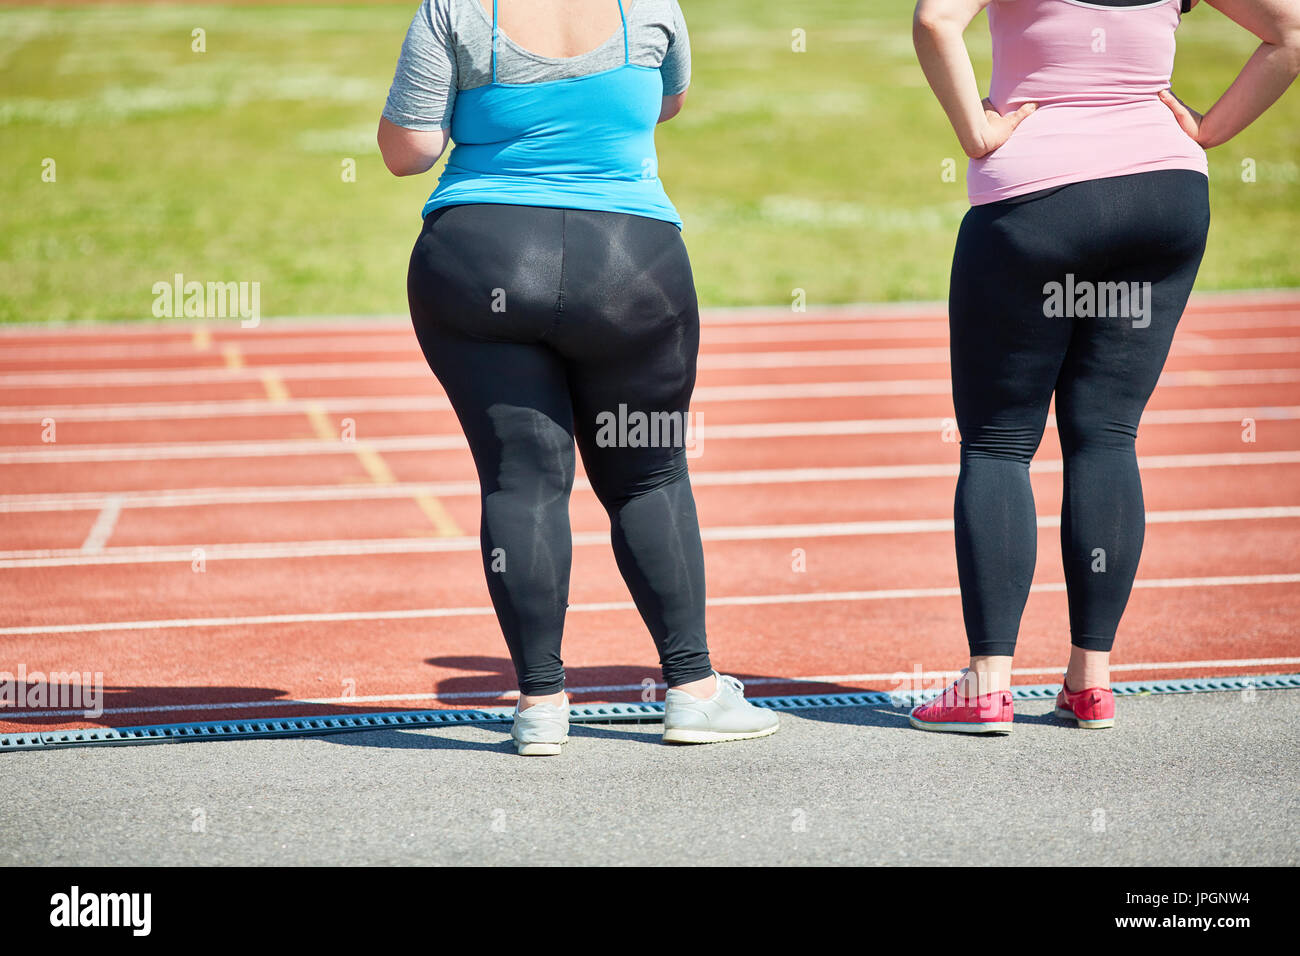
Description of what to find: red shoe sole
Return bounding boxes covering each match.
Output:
[908,714,1013,735]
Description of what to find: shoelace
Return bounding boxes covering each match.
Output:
[719,674,745,696]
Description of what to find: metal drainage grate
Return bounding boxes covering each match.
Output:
[0,673,1295,752]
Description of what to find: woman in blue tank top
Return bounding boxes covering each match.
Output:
[379,0,779,755]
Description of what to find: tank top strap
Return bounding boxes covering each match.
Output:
[490,0,500,83]
[617,0,629,64]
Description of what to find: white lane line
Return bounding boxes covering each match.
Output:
[0,434,472,463]
[736,337,1300,367]
[0,326,952,366]
[0,304,947,340]
[6,336,1300,386]
[0,480,479,513]
[79,495,123,552]
[789,658,1300,684]
[2,575,1297,637]
[1,320,960,363]
[6,656,1298,720]
[11,353,941,387]
[1170,336,1300,356]
[686,450,1300,485]
[6,367,1299,424]
[2,347,963,388]
[705,347,951,367]
[0,290,1294,338]
[4,405,1296,464]
[0,507,1296,569]
[0,394,455,424]
[0,323,1296,391]
[5,449,1300,514]
[693,368,1300,403]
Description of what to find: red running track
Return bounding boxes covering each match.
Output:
[2,294,1298,732]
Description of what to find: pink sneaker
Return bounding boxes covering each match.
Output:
[908,673,1014,734]
[1054,677,1115,729]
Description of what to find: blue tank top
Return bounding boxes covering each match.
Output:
[421,0,682,227]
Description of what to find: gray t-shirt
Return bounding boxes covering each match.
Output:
[383,0,691,131]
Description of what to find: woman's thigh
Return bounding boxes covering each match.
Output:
[407,203,577,489]
[948,200,1075,458]
[549,210,701,500]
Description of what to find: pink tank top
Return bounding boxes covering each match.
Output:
[967,0,1208,205]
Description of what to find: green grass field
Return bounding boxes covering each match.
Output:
[1,0,1297,322]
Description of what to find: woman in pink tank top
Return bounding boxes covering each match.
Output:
[905,0,1300,735]
[969,0,1210,203]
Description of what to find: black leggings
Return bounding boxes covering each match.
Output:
[407,203,712,695]
[949,170,1210,657]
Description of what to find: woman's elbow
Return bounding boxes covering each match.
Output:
[913,0,969,38]
[377,136,424,177]
[380,149,425,177]
[913,3,945,37]
[376,120,446,177]
[1281,26,1300,75]
[378,146,406,176]
[659,91,687,124]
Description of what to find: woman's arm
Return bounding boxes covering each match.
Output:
[912,0,1036,159]
[658,0,690,125]
[379,1,455,176]
[1161,0,1300,148]
[377,118,449,177]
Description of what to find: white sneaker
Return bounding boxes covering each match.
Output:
[511,695,569,756]
[662,673,780,744]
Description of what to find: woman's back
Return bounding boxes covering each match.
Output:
[383,0,689,224]
[969,0,1208,204]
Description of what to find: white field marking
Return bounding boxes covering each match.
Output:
[0,395,450,424]
[1,507,1296,569]
[0,434,467,463]
[39,335,1291,370]
[2,574,1297,638]
[7,656,1299,720]
[668,304,956,324]
[3,450,1299,515]
[4,405,1296,465]
[706,322,948,343]
[0,320,955,363]
[0,305,953,338]
[5,368,1299,425]
[0,480,481,513]
[1170,336,1300,355]
[0,289,1294,336]
[8,336,1300,388]
[7,320,1300,364]
[6,351,948,388]
[693,368,1300,402]
[693,295,1300,324]
[79,495,123,552]
[779,658,1300,686]
[705,338,1300,368]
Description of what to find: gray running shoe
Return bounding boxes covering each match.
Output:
[662,673,780,744]
[511,696,569,756]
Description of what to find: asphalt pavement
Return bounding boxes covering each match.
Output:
[2,689,1295,866]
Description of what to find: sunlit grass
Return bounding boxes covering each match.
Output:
[1,0,1296,321]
